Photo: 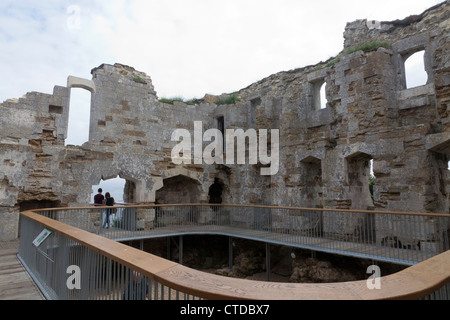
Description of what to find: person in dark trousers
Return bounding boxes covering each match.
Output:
[102,192,116,228]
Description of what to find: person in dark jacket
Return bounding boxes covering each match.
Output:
[94,188,104,205]
[102,192,116,228]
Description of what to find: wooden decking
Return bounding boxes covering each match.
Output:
[0,240,44,300]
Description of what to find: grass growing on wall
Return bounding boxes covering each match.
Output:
[323,41,392,69]
[185,98,203,105]
[216,95,240,105]
[158,97,185,104]
[132,76,147,84]
[158,95,239,105]
[158,97,203,105]
[345,41,391,55]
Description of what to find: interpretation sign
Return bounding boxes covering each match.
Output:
[33,228,52,247]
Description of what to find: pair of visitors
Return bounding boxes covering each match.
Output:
[94,188,116,228]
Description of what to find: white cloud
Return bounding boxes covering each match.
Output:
[80,0,441,98]
[0,0,441,101]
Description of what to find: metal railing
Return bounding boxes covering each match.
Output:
[34,204,450,265]
[18,213,200,300]
[17,205,450,300]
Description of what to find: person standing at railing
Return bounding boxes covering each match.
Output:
[208,178,223,212]
[102,192,116,228]
[94,188,107,230]
[94,188,104,206]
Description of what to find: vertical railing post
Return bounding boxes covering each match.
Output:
[179,235,183,265]
[266,243,271,282]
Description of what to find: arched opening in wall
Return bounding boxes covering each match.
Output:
[369,159,375,202]
[217,116,225,154]
[300,156,323,208]
[17,199,62,237]
[249,97,261,127]
[319,83,327,109]
[208,178,224,205]
[428,140,450,213]
[313,80,328,110]
[432,151,450,213]
[404,50,428,89]
[91,176,127,204]
[66,88,91,146]
[123,179,137,204]
[155,175,201,205]
[19,200,62,212]
[299,156,323,235]
[346,152,374,210]
[344,152,376,242]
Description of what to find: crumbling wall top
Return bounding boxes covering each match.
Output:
[344,1,449,50]
[91,63,155,93]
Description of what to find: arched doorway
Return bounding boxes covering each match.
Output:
[300,156,323,208]
[91,176,126,204]
[208,178,224,205]
[155,175,202,204]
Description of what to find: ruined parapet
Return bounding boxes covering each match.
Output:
[343,1,449,50]
[0,85,71,146]
[89,63,157,145]
[0,84,72,239]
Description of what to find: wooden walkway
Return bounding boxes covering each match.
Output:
[3,223,437,300]
[99,224,436,266]
[0,240,44,300]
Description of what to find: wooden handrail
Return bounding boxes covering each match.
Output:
[20,209,450,300]
[34,203,450,218]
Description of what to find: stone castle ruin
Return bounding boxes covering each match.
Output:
[0,2,449,241]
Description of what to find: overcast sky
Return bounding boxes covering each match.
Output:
[0,0,442,201]
[0,0,441,101]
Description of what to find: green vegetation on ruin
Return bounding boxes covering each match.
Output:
[216,95,240,105]
[322,41,392,69]
[132,76,147,84]
[158,95,239,105]
[158,97,185,104]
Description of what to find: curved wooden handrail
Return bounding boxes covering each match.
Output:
[38,203,450,218]
[20,209,450,300]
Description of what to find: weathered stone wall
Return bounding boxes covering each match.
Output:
[237,2,449,212]
[0,2,449,240]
